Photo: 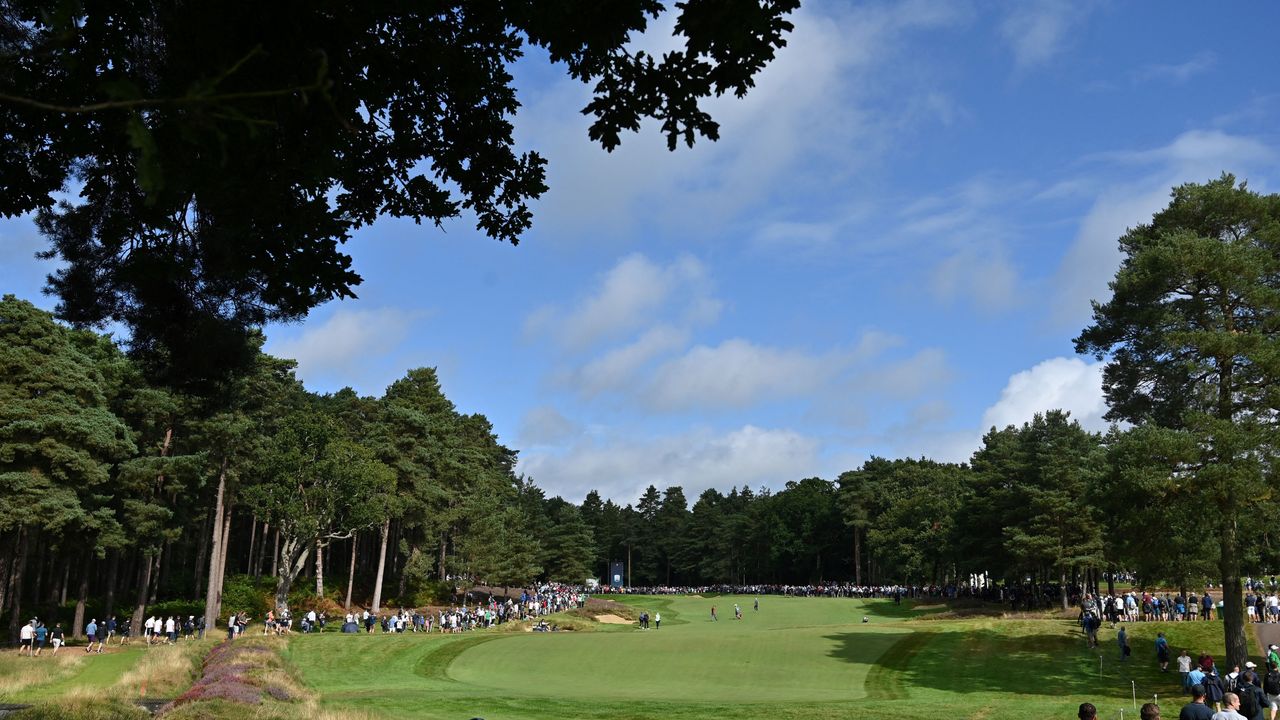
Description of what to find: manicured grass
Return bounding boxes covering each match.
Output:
[281,597,1238,720]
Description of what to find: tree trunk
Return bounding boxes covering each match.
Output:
[73,551,91,639]
[130,549,154,640]
[853,528,862,586]
[255,522,269,577]
[0,533,13,616]
[100,550,117,620]
[148,548,162,605]
[315,539,325,598]
[6,528,29,643]
[275,535,310,616]
[32,537,45,605]
[214,507,232,621]
[58,555,70,605]
[1221,513,1248,667]
[271,528,280,579]
[371,519,390,612]
[396,544,412,601]
[247,518,258,578]
[345,535,358,610]
[193,509,210,598]
[202,462,228,631]
[1061,568,1069,611]
[438,533,448,581]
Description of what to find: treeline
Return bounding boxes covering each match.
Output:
[0,295,562,641]
[586,410,1259,601]
[3,288,1274,643]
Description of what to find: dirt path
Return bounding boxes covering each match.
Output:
[1253,622,1280,656]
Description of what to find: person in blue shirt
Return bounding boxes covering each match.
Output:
[1158,632,1172,672]
[33,623,48,656]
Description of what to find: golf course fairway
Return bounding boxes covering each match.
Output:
[285,595,1229,720]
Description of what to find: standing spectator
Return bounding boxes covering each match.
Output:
[18,620,34,656]
[1080,702,1099,720]
[1183,685,1215,720]
[1206,671,1228,712]
[1264,661,1280,720]
[1213,693,1246,720]
[1181,650,1196,692]
[1204,592,1215,621]
[49,623,64,655]
[1238,671,1268,720]
[1144,702,1162,720]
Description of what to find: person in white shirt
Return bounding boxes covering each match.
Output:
[18,621,35,656]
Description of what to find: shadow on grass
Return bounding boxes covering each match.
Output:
[828,625,1164,698]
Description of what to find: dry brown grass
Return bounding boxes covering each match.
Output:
[112,639,214,698]
[0,652,85,698]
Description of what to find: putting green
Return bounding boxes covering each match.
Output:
[446,595,906,702]
[286,595,1231,720]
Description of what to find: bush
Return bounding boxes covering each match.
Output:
[147,599,204,620]
[219,575,274,620]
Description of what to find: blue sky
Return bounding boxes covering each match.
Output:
[3,1,1278,505]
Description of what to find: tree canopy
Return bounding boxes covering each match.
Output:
[1076,174,1280,666]
[0,0,799,385]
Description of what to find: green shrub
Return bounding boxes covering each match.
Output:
[147,599,204,619]
[219,574,274,619]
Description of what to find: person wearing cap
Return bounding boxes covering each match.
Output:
[1263,661,1280,720]
[1268,645,1280,668]
[1184,685,1216,720]
[1238,670,1268,720]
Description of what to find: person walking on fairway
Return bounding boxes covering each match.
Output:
[734,604,742,620]
[655,612,661,629]
[711,605,717,621]
[1118,625,1131,661]
[754,597,759,612]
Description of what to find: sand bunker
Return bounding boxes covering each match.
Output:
[594,614,632,625]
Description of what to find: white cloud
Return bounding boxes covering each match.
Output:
[1131,51,1216,85]
[517,425,821,503]
[517,406,580,447]
[855,348,953,400]
[645,339,848,411]
[931,250,1019,312]
[524,253,715,351]
[980,356,1109,433]
[567,325,690,397]
[268,307,422,387]
[1052,130,1276,326]
[999,0,1096,71]
[517,2,968,243]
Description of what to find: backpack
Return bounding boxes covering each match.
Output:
[1203,675,1224,701]
[1239,686,1261,719]
[1266,671,1280,696]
